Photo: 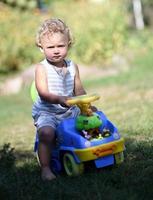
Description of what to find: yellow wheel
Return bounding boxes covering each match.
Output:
[63,153,84,176]
[114,152,124,164]
[35,152,40,166]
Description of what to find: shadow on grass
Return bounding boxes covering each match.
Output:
[0,140,153,200]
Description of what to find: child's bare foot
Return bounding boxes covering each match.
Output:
[41,167,56,181]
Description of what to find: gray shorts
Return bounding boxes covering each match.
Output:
[33,106,80,131]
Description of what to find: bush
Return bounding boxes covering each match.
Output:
[52,0,127,66]
[0,4,44,73]
[0,1,127,73]
[0,143,16,169]
[1,0,37,10]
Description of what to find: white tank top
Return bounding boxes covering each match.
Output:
[42,59,75,96]
[32,59,77,115]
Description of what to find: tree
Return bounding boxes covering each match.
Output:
[132,0,144,30]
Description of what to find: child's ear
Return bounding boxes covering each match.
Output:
[39,47,44,53]
[68,41,71,48]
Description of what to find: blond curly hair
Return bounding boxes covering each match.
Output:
[36,18,73,48]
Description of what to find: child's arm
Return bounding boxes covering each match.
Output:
[35,64,69,106]
[74,64,98,112]
[74,64,86,96]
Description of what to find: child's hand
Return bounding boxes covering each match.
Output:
[90,105,98,112]
[59,96,71,107]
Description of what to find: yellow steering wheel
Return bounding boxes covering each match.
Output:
[67,94,100,105]
[67,94,100,116]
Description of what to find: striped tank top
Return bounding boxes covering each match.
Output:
[32,59,78,116]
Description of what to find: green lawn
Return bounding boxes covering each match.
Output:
[0,51,153,200]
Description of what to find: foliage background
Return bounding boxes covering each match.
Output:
[1,1,153,200]
[0,0,127,73]
[1,0,153,74]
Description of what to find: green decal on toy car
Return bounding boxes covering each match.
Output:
[76,113,102,130]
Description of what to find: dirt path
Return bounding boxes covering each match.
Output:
[0,56,129,95]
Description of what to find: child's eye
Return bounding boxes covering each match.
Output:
[58,45,65,48]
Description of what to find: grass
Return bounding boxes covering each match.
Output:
[1,51,153,200]
[0,86,34,151]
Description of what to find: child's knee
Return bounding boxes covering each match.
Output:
[38,126,55,144]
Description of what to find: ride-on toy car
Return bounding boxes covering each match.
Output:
[31,82,125,176]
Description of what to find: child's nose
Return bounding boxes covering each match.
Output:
[54,47,59,54]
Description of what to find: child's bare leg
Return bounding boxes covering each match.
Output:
[38,126,56,181]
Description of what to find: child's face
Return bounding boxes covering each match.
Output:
[40,32,69,64]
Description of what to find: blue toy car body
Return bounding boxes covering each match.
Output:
[34,110,125,176]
